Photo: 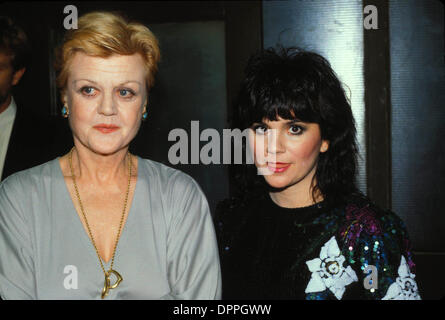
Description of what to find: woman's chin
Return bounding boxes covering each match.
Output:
[263,176,291,189]
[85,142,125,156]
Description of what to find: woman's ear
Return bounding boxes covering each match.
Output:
[320,140,329,153]
[61,91,67,106]
[143,97,148,113]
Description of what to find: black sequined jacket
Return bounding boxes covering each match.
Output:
[214,193,421,300]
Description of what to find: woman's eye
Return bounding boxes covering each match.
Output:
[118,89,135,98]
[289,125,303,135]
[81,86,97,96]
[253,125,268,135]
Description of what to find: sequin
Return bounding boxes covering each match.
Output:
[217,191,419,300]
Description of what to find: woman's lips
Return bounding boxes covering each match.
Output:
[267,162,291,173]
[93,124,120,134]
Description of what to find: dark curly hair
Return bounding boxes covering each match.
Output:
[231,46,360,206]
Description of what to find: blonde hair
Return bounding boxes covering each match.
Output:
[55,11,160,97]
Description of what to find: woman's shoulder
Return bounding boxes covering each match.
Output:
[215,196,246,216]
[0,159,57,227]
[215,193,262,220]
[331,193,420,299]
[214,193,264,249]
[336,193,413,258]
[137,157,204,197]
[337,193,411,243]
[138,157,194,181]
[0,158,57,194]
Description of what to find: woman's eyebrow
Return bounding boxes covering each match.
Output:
[118,81,141,87]
[73,79,98,85]
[284,119,303,124]
[72,79,141,86]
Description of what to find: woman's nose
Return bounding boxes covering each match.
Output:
[98,93,117,116]
[265,129,285,155]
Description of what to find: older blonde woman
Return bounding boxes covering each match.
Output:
[0,11,221,300]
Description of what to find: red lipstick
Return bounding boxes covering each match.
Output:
[93,124,120,134]
[267,162,291,173]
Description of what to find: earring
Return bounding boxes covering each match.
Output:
[61,104,69,118]
[142,105,148,121]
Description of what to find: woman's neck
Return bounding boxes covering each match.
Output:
[269,188,322,209]
[268,170,323,209]
[70,143,131,187]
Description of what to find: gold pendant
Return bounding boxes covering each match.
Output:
[101,269,123,299]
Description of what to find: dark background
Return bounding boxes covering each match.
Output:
[0,0,444,299]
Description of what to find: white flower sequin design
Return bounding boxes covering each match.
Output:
[382,255,421,300]
[305,236,358,299]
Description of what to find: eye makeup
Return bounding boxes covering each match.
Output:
[75,85,138,100]
[250,120,307,136]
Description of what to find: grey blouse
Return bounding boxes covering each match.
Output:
[0,157,221,300]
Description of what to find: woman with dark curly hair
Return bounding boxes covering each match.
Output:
[215,47,421,300]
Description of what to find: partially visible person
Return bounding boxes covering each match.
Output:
[0,11,221,299]
[215,47,421,300]
[0,16,57,181]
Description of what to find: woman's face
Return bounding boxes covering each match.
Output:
[248,116,329,190]
[64,52,147,155]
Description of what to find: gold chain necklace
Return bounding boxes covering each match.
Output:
[68,146,132,299]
